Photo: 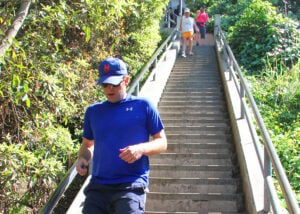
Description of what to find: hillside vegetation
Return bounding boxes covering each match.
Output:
[1,0,299,212]
[0,0,168,212]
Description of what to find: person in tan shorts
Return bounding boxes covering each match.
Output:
[180,8,199,57]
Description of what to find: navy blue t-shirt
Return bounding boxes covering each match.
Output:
[83,95,164,187]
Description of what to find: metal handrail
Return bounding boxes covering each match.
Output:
[214,15,299,214]
[39,161,78,214]
[39,27,179,214]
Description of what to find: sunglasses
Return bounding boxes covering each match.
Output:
[101,81,123,88]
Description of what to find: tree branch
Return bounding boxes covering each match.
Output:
[0,0,31,57]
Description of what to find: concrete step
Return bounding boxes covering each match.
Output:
[150,164,236,179]
[159,100,225,105]
[159,107,228,113]
[160,108,227,114]
[163,84,223,89]
[161,111,227,117]
[171,66,218,71]
[161,117,229,123]
[145,192,244,213]
[166,133,233,141]
[163,122,229,128]
[166,81,221,87]
[161,118,230,125]
[159,98,225,103]
[165,125,230,132]
[168,71,219,75]
[161,117,228,124]
[150,153,232,165]
[159,106,226,113]
[172,68,218,73]
[165,130,229,136]
[161,91,223,97]
[164,86,223,91]
[163,87,223,93]
[166,139,233,146]
[159,107,227,113]
[167,78,221,82]
[167,77,221,82]
[146,212,245,214]
[166,143,233,153]
[148,177,241,194]
[160,111,228,117]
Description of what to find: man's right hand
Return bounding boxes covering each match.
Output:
[76,157,89,176]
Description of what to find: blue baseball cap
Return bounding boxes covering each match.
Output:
[97,58,128,85]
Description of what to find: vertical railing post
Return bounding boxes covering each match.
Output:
[152,58,157,81]
[167,12,170,28]
[134,83,139,96]
[264,148,271,213]
[176,16,181,38]
[229,59,233,81]
[179,0,182,16]
[164,45,167,61]
[214,15,220,48]
[240,83,245,119]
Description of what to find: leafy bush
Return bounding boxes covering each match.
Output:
[209,0,250,32]
[227,0,299,72]
[248,61,300,203]
[0,0,168,212]
[0,126,79,213]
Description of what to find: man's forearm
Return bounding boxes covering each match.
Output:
[78,138,94,162]
[140,137,167,156]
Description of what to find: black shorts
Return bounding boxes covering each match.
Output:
[83,182,147,214]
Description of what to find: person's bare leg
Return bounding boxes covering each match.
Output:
[188,38,193,55]
[196,32,200,45]
[181,37,186,57]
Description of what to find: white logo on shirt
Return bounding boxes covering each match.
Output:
[126,107,133,111]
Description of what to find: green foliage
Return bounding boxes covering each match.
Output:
[209,0,250,30]
[248,61,300,202]
[0,126,79,213]
[0,0,169,212]
[268,0,300,19]
[265,19,299,71]
[227,0,299,72]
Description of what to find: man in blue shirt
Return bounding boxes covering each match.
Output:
[76,57,167,213]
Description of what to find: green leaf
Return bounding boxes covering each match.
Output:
[24,82,29,93]
[26,98,31,108]
[83,26,91,42]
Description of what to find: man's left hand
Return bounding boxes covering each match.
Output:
[119,145,143,163]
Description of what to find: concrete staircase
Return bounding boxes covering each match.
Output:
[145,45,245,213]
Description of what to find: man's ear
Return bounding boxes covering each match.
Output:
[124,76,130,86]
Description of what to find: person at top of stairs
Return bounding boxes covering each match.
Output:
[196,6,210,46]
[75,57,167,214]
[180,8,199,57]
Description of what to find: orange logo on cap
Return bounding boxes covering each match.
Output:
[104,64,110,73]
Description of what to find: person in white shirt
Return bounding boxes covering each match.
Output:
[180,8,199,57]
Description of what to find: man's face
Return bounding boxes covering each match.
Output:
[101,76,129,103]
